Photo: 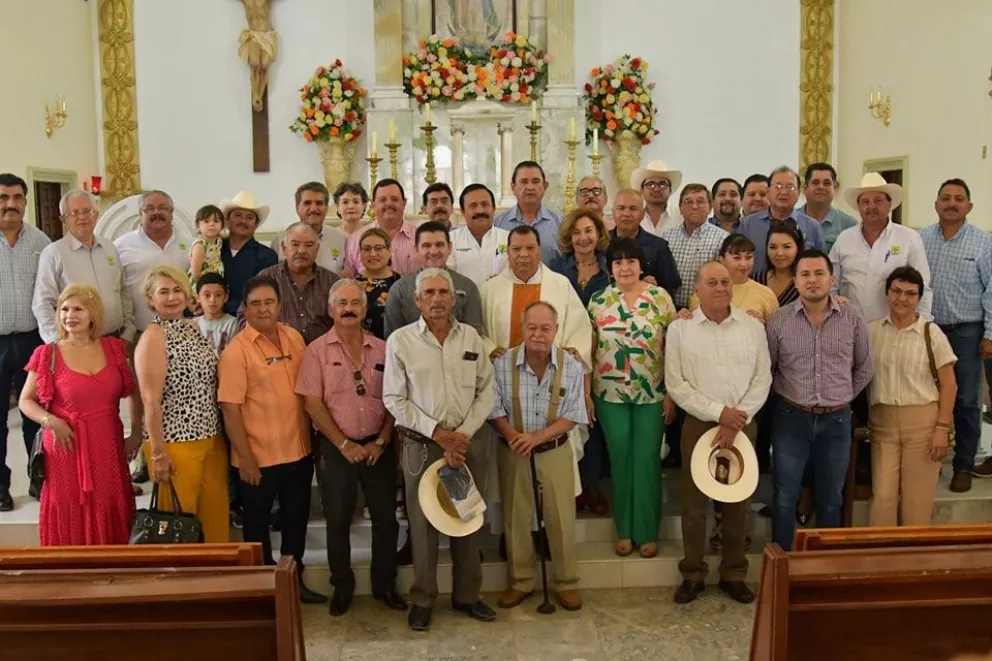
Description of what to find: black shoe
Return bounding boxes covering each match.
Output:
[374,589,408,611]
[718,580,755,604]
[0,487,12,512]
[452,599,496,622]
[131,465,149,484]
[329,591,352,616]
[299,582,328,605]
[28,479,41,501]
[397,538,413,566]
[673,580,705,604]
[408,605,431,631]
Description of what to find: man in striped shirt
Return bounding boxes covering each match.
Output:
[766,249,873,550]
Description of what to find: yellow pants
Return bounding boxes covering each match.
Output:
[145,436,230,543]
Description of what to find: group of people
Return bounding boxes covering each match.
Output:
[0,152,990,629]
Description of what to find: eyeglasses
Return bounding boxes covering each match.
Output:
[578,187,604,198]
[266,354,293,365]
[353,370,366,396]
[642,181,671,191]
[771,184,798,193]
[65,209,95,219]
[361,244,388,253]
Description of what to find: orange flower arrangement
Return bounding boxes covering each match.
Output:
[289,60,367,143]
[583,55,659,146]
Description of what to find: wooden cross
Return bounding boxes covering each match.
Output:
[252,92,270,172]
[239,0,277,172]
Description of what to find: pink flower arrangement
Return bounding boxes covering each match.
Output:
[583,54,659,145]
[289,60,367,143]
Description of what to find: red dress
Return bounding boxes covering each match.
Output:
[27,337,136,546]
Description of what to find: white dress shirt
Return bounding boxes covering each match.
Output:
[829,221,932,323]
[32,234,135,343]
[447,225,510,288]
[115,228,191,331]
[665,307,772,423]
[271,225,348,273]
[640,207,681,237]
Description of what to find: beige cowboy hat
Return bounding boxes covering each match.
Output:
[689,428,759,504]
[843,172,903,211]
[418,458,486,537]
[219,191,270,226]
[630,159,683,193]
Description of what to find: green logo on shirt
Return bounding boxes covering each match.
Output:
[106,256,115,266]
[331,248,340,258]
[179,243,188,250]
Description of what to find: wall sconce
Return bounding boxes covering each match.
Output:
[83,176,103,195]
[868,88,891,126]
[44,97,67,138]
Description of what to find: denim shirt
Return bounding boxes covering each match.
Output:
[548,251,611,307]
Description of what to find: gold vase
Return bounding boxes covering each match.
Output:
[317,136,356,197]
[608,130,642,190]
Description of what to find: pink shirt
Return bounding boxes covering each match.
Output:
[344,220,418,275]
[295,327,389,440]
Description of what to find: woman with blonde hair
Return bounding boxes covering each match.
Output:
[134,265,229,542]
[19,284,142,545]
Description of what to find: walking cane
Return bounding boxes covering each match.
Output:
[528,450,556,615]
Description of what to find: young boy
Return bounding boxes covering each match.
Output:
[194,272,239,355]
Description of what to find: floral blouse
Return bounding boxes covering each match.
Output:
[357,272,401,340]
[588,284,676,405]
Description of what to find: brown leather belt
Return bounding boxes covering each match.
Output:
[396,426,433,445]
[499,433,569,454]
[352,434,379,446]
[782,397,847,415]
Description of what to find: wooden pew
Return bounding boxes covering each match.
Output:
[0,543,264,569]
[0,556,305,661]
[795,524,992,552]
[750,543,992,661]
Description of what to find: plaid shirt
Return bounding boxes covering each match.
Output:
[489,347,587,433]
[0,223,50,335]
[660,222,729,309]
[920,221,992,338]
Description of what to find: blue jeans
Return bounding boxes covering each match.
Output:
[771,400,852,550]
[0,330,42,489]
[944,322,983,472]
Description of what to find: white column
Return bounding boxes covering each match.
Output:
[451,126,466,195]
[498,123,515,207]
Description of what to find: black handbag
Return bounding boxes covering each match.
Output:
[130,478,204,544]
[27,343,57,484]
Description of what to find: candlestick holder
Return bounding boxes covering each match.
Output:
[366,154,383,219]
[526,121,541,162]
[422,123,438,185]
[384,141,402,180]
[562,138,579,215]
[587,152,604,178]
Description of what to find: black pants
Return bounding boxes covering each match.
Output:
[319,434,398,597]
[0,331,42,489]
[240,456,314,572]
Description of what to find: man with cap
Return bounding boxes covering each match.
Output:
[271,181,349,273]
[383,267,496,632]
[630,159,683,236]
[665,261,771,605]
[220,190,278,314]
[488,300,587,612]
[829,172,931,323]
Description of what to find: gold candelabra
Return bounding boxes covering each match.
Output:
[422,122,437,185]
[384,141,401,180]
[366,154,383,219]
[587,152,604,178]
[44,97,67,138]
[526,121,541,162]
[869,89,891,126]
[561,137,579,215]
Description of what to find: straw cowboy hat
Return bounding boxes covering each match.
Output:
[417,458,486,538]
[630,159,683,193]
[689,428,760,504]
[843,172,903,211]
[219,191,270,226]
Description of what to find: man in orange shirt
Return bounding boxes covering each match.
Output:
[218,274,326,604]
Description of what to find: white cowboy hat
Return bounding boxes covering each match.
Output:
[630,159,683,193]
[418,458,485,538]
[843,172,903,211]
[690,428,759,504]
[219,191,270,226]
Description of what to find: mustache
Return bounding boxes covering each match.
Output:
[472,213,489,221]
[341,312,358,318]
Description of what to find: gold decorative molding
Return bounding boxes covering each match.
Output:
[799,0,833,173]
[98,0,141,197]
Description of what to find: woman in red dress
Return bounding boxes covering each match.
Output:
[19,284,142,545]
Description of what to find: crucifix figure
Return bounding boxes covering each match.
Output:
[239,0,277,171]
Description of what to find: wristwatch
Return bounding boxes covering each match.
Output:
[374,437,386,447]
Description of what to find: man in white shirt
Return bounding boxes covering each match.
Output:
[33,190,135,343]
[447,184,509,288]
[630,159,683,236]
[271,181,348,273]
[829,173,932,322]
[665,261,772,606]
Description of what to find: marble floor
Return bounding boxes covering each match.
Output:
[301,588,754,661]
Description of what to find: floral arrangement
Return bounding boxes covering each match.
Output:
[402,32,549,106]
[289,60,367,143]
[582,54,658,145]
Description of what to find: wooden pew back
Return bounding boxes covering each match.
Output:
[795,524,992,552]
[0,543,263,569]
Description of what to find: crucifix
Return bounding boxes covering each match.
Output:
[238,0,278,172]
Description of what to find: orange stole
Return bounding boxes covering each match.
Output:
[508,283,542,347]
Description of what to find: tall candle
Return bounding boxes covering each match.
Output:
[592,128,599,156]
[569,116,576,141]
[531,101,537,124]
[370,131,377,157]
[389,120,396,142]
[425,102,431,126]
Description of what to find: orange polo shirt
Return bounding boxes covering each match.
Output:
[218,322,310,468]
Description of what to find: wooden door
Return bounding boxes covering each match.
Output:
[33,182,63,240]
[878,169,903,224]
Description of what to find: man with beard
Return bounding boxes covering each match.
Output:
[576,176,608,220]
[741,174,770,217]
[921,178,992,491]
[708,178,743,233]
[344,179,418,275]
[608,189,681,296]
[448,184,509,288]
[0,173,50,510]
[800,163,857,254]
[422,182,455,229]
[220,190,278,315]
[271,182,349,273]
[738,167,824,272]
[383,221,483,338]
[630,160,683,236]
[494,161,563,265]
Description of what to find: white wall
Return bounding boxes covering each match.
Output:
[837,0,992,229]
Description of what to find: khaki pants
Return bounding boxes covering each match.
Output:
[680,415,755,582]
[497,440,578,592]
[868,403,940,527]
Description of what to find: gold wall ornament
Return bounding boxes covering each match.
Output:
[608,130,641,190]
[98,0,141,198]
[869,88,892,126]
[318,137,357,200]
[44,97,67,138]
[799,0,834,173]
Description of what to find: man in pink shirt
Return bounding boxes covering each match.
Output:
[295,278,405,617]
[344,178,418,275]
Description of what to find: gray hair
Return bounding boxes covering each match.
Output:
[283,221,319,240]
[769,165,801,189]
[138,189,174,210]
[415,267,454,295]
[521,300,559,325]
[578,176,605,189]
[328,278,366,306]
[58,189,97,216]
[613,188,644,205]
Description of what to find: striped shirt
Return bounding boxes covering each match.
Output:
[489,347,588,432]
[660,222,729,309]
[766,297,874,408]
[252,262,338,345]
[0,223,51,335]
[920,221,992,337]
[869,316,957,406]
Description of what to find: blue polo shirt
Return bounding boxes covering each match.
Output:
[494,204,563,265]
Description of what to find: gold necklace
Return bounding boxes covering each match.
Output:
[60,338,94,348]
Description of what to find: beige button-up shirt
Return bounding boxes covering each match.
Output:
[868,315,957,407]
[32,233,135,343]
[383,315,494,440]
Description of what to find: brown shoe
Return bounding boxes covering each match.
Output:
[950,471,973,493]
[556,589,582,611]
[673,579,705,604]
[971,457,992,478]
[497,588,533,609]
[718,580,755,604]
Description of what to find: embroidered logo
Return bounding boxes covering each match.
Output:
[331,248,340,258]
[890,245,901,255]
[106,256,115,266]
[497,243,507,254]
[179,242,188,250]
